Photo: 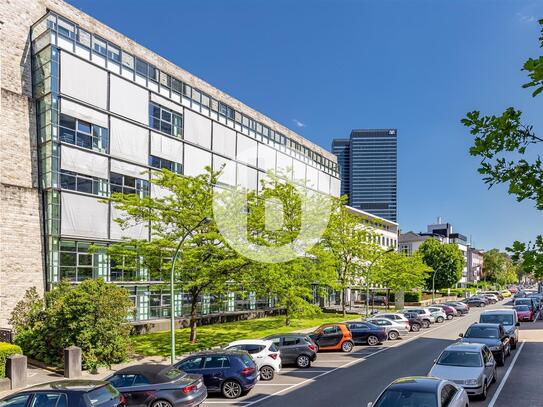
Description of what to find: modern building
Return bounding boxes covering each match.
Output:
[0,0,341,327]
[332,129,397,222]
[467,248,484,283]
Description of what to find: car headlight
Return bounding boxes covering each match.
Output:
[464,378,480,386]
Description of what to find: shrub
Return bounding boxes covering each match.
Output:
[0,342,22,378]
[404,291,422,302]
[11,279,133,370]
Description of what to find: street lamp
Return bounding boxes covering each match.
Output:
[170,217,210,365]
[365,248,394,317]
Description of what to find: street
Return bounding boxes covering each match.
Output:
[202,301,540,407]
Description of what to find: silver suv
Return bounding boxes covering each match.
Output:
[403,308,436,328]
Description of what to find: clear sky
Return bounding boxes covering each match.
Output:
[67,0,543,251]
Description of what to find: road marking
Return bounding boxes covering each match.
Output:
[280,369,331,373]
[256,383,293,386]
[487,340,525,407]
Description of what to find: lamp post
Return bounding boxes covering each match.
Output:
[170,217,210,365]
[365,248,394,317]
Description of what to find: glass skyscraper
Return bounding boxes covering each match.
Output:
[332,129,397,222]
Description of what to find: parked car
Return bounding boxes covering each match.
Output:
[430,303,457,320]
[479,309,520,349]
[464,297,487,307]
[0,380,125,407]
[429,342,497,400]
[459,323,511,365]
[500,290,512,298]
[174,350,258,399]
[359,293,389,306]
[402,311,423,332]
[345,321,387,345]
[514,297,538,313]
[402,308,435,328]
[367,376,469,407]
[224,339,281,381]
[308,323,354,352]
[479,291,504,301]
[444,301,469,315]
[515,304,535,322]
[106,364,206,407]
[427,306,447,323]
[513,291,526,299]
[481,294,499,304]
[373,312,411,329]
[263,333,317,368]
[366,318,409,340]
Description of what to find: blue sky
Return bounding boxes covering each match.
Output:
[67,0,543,251]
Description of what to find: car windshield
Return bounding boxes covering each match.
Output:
[480,314,514,326]
[465,326,499,338]
[437,350,482,367]
[374,389,437,407]
[85,384,120,406]
[515,305,530,311]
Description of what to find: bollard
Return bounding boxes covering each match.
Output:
[6,355,27,389]
[64,346,82,378]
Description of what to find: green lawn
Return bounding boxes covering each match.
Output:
[131,313,360,357]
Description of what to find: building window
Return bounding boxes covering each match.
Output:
[59,240,96,282]
[149,102,182,138]
[107,43,121,64]
[92,36,107,56]
[57,17,75,40]
[60,170,108,197]
[122,52,134,70]
[149,155,182,174]
[150,291,172,318]
[110,172,149,197]
[59,113,109,153]
[110,256,139,282]
[76,28,91,48]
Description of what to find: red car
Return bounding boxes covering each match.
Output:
[515,304,534,322]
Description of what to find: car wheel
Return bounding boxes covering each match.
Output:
[296,354,311,368]
[388,330,399,340]
[222,380,243,399]
[151,400,173,407]
[511,339,517,350]
[341,340,354,352]
[411,323,421,332]
[479,380,488,400]
[260,366,275,381]
[367,335,379,346]
[436,316,444,323]
[422,320,430,328]
[447,314,454,320]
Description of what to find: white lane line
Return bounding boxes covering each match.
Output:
[255,383,294,386]
[487,340,526,407]
[280,370,331,373]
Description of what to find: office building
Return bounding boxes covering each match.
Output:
[332,129,397,222]
[0,0,341,326]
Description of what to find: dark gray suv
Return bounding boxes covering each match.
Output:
[264,334,318,368]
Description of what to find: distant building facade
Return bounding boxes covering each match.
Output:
[332,129,397,222]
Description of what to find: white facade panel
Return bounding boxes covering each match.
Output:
[109,75,149,123]
[213,155,236,186]
[61,192,108,239]
[276,152,293,179]
[212,122,236,158]
[110,159,147,179]
[184,144,211,177]
[110,207,149,241]
[110,117,149,165]
[306,166,319,190]
[292,159,306,185]
[237,133,258,167]
[318,171,330,194]
[331,177,341,197]
[237,163,258,191]
[150,132,183,163]
[60,145,109,179]
[258,143,276,173]
[150,93,183,115]
[60,51,107,109]
[60,98,108,128]
[184,109,211,149]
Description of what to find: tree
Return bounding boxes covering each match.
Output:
[508,238,543,280]
[462,19,543,268]
[482,249,518,286]
[416,239,464,290]
[105,168,249,343]
[10,280,133,370]
[376,252,431,299]
[318,198,382,316]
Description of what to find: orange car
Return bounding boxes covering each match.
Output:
[308,323,354,352]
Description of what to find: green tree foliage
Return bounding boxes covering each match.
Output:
[462,19,543,272]
[416,239,464,290]
[376,252,431,293]
[0,343,22,378]
[105,168,249,343]
[508,238,543,280]
[10,280,132,370]
[483,249,518,286]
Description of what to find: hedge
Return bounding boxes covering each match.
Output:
[404,291,422,302]
[0,342,22,378]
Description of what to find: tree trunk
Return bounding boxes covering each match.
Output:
[285,306,291,326]
[342,288,347,317]
[189,295,199,343]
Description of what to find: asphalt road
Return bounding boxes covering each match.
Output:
[202,299,538,407]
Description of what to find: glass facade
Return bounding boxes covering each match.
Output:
[332,129,397,222]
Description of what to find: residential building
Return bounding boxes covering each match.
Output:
[332,129,397,222]
[0,0,341,327]
[467,248,484,283]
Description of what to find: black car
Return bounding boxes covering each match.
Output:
[464,297,487,307]
[403,312,423,332]
[444,301,470,315]
[0,380,124,407]
[174,350,258,399]
[106,364,206,406]
[263,333,317,368]
[345,321,388,346]
[460,323,511,365]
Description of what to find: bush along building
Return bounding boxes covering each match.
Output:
[0,0,345,327]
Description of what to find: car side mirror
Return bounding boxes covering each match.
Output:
[459,333,464,338]
[367,403,374,407]
[516,322,520,327]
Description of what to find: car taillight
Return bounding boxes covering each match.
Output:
[182,384,197,394]
[269,353,278,360]
[308,344,317,351]
[118,394,126,406]
[241,367,255,376]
